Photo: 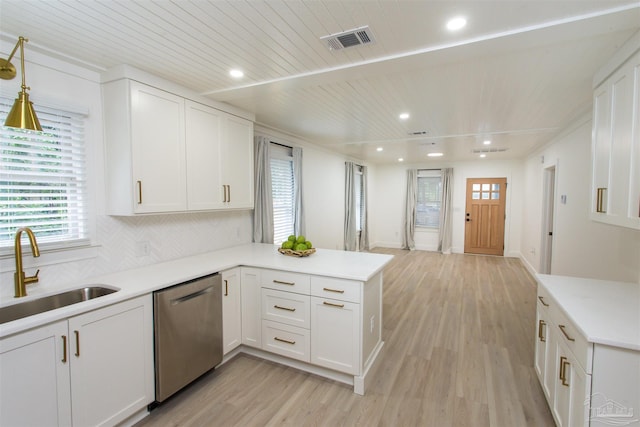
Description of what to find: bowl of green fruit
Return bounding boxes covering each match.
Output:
[278,235,315,257]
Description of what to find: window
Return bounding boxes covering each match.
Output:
[270,144,294,243]
[1,98,88,253]
[354,166,364,232]
[416,170,441,228]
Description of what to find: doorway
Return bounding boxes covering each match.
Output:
[540,166,556,274]
[464,177,507,256]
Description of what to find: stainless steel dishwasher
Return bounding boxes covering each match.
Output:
[153,273,222,402]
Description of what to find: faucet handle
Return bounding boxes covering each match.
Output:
[24,269,40,284]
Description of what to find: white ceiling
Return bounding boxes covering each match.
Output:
[1,1,639,164]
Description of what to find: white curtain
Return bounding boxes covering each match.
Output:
[252,136,273,243]
[359,165,369,251]
[292,147,305,237]
[402,169,417,250]
[344,162,357,251]
[438,168,454,254]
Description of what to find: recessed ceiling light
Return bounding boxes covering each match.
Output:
[229,69,244,79]
[446,17,467,31]
[398,158,404,162]
[399,112,410,120]
[480,154,487,158]
[376,147,383,152]
[483,140,492,145]
[428,152,444,157]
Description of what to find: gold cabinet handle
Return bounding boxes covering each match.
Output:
[274,304,296,312]
[224,279,228,296]
[274,337,295,345]
[273,280,295,286]
[538,296,549,307]
[561,358,570,387]
[323,301,345,308]
[558,325,575,342]
[137,180,142,204]
[559,356,567,381]
[74,330,80,357]
[538,320,546,342]
[596,187,607,213]
[61,335,68,363]
[323,287,345,294]
[227,185,231,203]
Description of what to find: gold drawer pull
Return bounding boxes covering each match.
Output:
[538,320,546,342]
[61,335,68,363]
[558,325,575,342]
[323,301,344,308]
[273,280,295,286]
[224,280,228,296]
[596,187,607,213]
[137,180,142,204]
[74,330,80,357]
[561,358,570,387]
[559,356,567,381]
[538,296,549,307]
[274,305,296,312]
[323,287,345,294]
[274,337,296,345]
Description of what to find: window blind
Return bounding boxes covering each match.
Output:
[270,151,294,243]
[416,169,442,228]
[0,98,89,251]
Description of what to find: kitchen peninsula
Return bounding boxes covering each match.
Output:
[0,244,393,427]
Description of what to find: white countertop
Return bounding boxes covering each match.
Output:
[536,274,640,351]
[0,243,393,338]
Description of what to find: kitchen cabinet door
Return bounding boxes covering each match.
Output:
[591,46,640,229]
[310,296,361,375]
[0,320,72,427]
[185,100,224,210]
[553,339,590,427]
[241,267,262,348]
[222,268,242,354]
[130,82,187,213]
[220,115,254,209]
[534,303,549,397]
[68,295,154,427]
[104,80,187,214]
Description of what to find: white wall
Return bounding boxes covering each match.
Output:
[521,115,640,282]
[371,159,524,256]
[0,45,252,297]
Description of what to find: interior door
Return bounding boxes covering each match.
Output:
[464,177,507,255]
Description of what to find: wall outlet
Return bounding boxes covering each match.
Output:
[135,241,150,257]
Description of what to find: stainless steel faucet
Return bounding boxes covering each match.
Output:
[14,227,40,298]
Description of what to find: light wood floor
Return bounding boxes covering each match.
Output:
[136,249,554,427]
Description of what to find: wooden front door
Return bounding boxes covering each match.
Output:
[464,178,507,256]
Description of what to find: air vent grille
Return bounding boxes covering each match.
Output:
[409,131,428,136]
[472,147,509,153]
[321,26,375,51]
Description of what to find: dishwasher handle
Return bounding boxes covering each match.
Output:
[170,285,215,306]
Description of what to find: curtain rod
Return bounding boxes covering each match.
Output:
[270,141,292,149]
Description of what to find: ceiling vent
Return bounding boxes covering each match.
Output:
[321,26,375,51]
[472,147,509,153]
[409,131,428,136]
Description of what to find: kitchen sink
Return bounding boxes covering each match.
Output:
[0,286,119,325]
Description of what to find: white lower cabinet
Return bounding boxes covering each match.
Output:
[310,296,361,375]
[0,295,154,427]
[241,267,262,348]
[222,268,242,354]
[552,339,590,427]
[0,320,72,426]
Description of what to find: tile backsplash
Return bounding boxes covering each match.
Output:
[0,210,252,298]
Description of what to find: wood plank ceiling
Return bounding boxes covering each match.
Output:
[1,1,639,164]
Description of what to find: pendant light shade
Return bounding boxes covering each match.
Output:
[0,36,42,131]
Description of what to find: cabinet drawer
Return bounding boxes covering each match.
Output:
[261,269,310,295]
[262,289,310,329]
[311,276,361,303]
[551,308,592,374]
[262,320,310,362]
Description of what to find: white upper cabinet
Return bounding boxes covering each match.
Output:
[103,75,254,215]
[590,33,640,230]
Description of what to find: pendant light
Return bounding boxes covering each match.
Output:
[0,36,42,131]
